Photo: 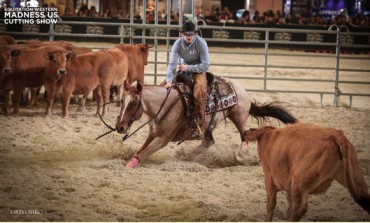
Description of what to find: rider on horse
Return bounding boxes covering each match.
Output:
[164,20,210,137]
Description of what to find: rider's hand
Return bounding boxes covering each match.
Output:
[178,64,188,72]
[164,82,173,88]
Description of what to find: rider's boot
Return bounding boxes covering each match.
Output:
[191,72,208,139]
[192,94,207,139]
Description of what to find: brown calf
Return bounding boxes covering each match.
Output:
[114,43,151,87]
[0,35,17,45]
[244,123,370,221]
[0,45,71,114]
[56,48,128,117]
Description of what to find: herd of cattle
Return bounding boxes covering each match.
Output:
[1,34,369,221]
[0,35,151,117]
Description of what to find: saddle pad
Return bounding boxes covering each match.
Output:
[205,80,237,114]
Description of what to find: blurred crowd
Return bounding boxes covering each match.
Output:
[62,4,370,28]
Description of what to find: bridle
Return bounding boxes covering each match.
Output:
[95,100,120,140]
[96,87,172,141]
[121,87,172,141]
[121,92,143,139]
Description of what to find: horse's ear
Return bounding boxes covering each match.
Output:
[136,82,143,93]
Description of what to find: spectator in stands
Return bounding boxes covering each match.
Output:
[63,7,73,16]
[315,15,326,25]
[357,12,368,26]
[220,13,235,23]
[134,11,141,20]
[251,10,261,23]
[237,10,250,25]
[297,14,307,25]
[158,10,166,20]
[276,10,282,19]
[307,15,317,25]
[102,8,111,18]
[212,7,221,21]
[285,12,297,24]
[87,6,98,17]
[146,11,154,23]
[50,3,62,15]
[195,7,203,21]
[77,4,88,17]
[170,11,179,21]
[202,9,216,23]
[265,13,277,27]
[277,16,286,25]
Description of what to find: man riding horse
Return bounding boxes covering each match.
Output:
[164,20,210,138]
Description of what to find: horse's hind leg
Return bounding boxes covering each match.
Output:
[228,111,250,152]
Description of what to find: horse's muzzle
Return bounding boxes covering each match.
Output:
[115,124,128,134]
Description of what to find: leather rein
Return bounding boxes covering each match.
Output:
[96,87,173,141]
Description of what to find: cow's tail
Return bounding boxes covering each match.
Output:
[249,102,297,124]
[335,131,370,214]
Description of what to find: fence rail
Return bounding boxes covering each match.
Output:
[1,19,369,107]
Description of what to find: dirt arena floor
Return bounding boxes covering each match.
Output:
[0,43,369,221]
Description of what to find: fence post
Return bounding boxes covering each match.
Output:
[154,0,158,85]
[119,24,124,44]
[264,30,269,91]
[330,25,341,107]
[49,23,55,41]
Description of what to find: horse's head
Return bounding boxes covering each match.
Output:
[116,83,144,134]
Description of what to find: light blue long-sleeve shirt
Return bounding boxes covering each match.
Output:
[166,35,210,83]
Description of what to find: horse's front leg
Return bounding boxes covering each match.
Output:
[126,134,171,169]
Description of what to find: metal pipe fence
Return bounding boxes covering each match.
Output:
[1,19,369,107]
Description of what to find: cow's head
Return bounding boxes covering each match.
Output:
[0,46,20,75]
[137,44,153,65]
[243,126,277,142]
[44,50,75,77]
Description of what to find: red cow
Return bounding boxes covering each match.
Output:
[56,48,128,117]
[0,35,17,45]
[114,43,151,88]
[0,45,71,114]
[243,123,370,221]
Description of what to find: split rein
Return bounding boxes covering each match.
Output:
[95,87,172,141]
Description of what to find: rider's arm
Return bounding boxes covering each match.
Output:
[166,39,181,84]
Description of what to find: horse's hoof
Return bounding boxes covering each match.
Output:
[76,107,85,112]
[201,138,215,148]
[125,157,139,169]
[241,141,249,153]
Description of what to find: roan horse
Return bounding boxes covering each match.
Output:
[115,76,297,169]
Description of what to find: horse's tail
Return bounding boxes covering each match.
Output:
[249,102,297,124]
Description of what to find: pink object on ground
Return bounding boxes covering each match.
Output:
[126,157,139,169]
[241,141,249,153]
